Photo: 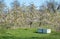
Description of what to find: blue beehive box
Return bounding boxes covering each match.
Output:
[38,29,43,33]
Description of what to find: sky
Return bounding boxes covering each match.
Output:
[4,0,60,8]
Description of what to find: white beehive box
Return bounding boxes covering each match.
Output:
[37,29,51,34]
[43,29,51,33]
[47,29,51,33]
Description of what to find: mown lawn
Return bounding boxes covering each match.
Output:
[0,28,60,39]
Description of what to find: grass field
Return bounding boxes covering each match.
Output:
[0,28,60,39]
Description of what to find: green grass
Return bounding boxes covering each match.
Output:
[0,28,60,39]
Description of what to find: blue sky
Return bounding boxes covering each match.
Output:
[5,0,60,7]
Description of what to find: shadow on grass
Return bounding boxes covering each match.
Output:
[34,31,47,34]
[0,36,38,39]
[0,35,60,39]
[0,31,60,39]
[0,36,48,39]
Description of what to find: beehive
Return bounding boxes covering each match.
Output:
[38,29,51,33]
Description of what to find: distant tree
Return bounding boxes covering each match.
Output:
[38,0,58,28]
[0,0,6,14]
[26,3,37,28]
[0,1,9,34]
[46,0,58,13]
[9,0,24,28]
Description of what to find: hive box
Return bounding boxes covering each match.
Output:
[38,29,43,33]
[38,29,51,34]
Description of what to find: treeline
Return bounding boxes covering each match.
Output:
[0,0,60,30]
